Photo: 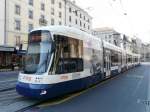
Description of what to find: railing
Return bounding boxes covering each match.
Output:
[39,18,47,26]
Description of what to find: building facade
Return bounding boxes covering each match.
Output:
[122,35,133,53]
[0,0,5,45]
[141,44,150,62]
[146,44,150,61]
[92,27,144,55]
[131,37,142,54]
[5,0,66,50]
[65,0,92,33]
[1,0,92,51]
[92,27,123,47]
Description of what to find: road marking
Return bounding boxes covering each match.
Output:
[0,79,17,83]
[132,77,143,96]
[137,99,150,105]
[126,75,144,79]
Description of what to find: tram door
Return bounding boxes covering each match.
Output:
[105,51,111,77]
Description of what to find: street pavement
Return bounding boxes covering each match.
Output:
[26,63,150,112]
[0,71,42,112]
[0,71,19,91]
[0,71,19,81]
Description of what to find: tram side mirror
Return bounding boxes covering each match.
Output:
[51,42,56,53]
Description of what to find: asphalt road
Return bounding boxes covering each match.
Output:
[26,63,150,112]
[0,71,18,81]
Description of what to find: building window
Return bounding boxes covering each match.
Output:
[41,15,45,19]
[59,12,62,18]
[51,8,54,15]
[84,16,85,20]
[28,24,33,32]
[75,19,78,25]
[80,14,82,18]
[59,2,62,8]
[51,18,55,25]
[41,3,45,11]
[84,23,86,28]
[88,25,90,30]
[87,19,90,23]
[15,5,20,15]
[69,16,71,22]
[39,15,47,26]
[80,21,82,26]
[16,36,21,45]
[29,0,33,6]
[29,10,33,19]
[15,20,21,30]
[59,21,62,25]
[51,0,55,4]
[75,10,78,16]
[69,7,72,13]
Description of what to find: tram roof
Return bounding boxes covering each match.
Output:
[30,26,141,57]
[31,25,101,42]
[31,26,103,50]
[103,41,123,52]
[124,50,141,57]
[103,41,140,57]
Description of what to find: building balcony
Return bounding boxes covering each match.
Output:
[39,18,48,26]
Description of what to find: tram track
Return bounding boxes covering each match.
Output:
[0,88,42,112]
[0,80,17,92]
[0,89,21,101]
[0,68,140,112]
[0,76,42,112]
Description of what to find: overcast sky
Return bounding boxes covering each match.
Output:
[74,0,150,43]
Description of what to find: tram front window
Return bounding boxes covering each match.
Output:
[24,31,53,74]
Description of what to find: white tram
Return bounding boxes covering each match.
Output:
[16,26,140,99]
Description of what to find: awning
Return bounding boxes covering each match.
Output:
[0,46,15,52]
[16,50,26,55]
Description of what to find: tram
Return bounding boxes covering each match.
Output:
[16,26,140,99]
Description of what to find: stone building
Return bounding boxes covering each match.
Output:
[0,0,92,51]
[92,27,123,47]
[65,0,92,33]
[141,44,150,62]
[131,37,142,54]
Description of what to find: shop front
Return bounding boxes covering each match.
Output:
[0,46,15,71]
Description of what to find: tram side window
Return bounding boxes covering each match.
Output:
[49,35,83,74]
[118,53,122,64]
[135,57,138,62]
[122,55,126,64]
[111,51,119,66]
[127,55,132,63]
[134,57,136,63]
